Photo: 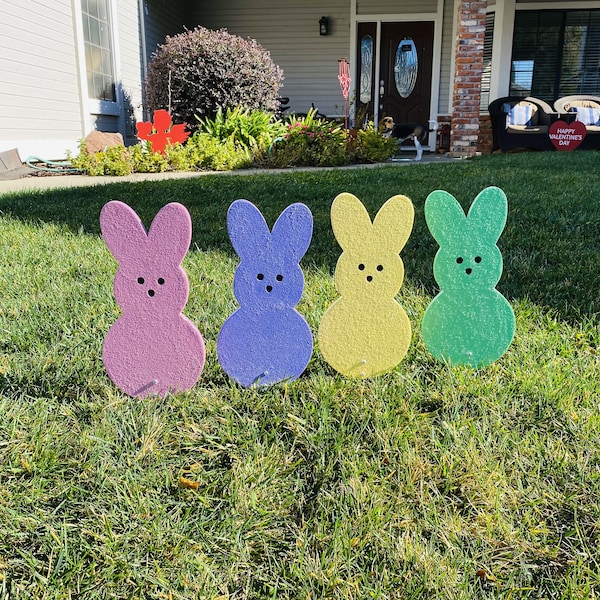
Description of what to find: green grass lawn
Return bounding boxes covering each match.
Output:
[0,152,598,599]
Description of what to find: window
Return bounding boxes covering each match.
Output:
[394,38,418,99]
[81,0,116,103]
[359,35,374,104]
[510,9,600,101]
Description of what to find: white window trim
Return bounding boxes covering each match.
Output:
[73,0,122,134]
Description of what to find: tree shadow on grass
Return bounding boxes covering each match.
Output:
[0,152,598,323]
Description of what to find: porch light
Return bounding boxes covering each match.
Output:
[319,16,329,36]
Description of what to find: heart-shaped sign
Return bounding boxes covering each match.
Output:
[549,120,587,151]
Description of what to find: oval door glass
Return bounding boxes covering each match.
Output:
[394,38,418,98]
[360,35,374,104]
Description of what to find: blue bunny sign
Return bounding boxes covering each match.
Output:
[421,186,515,367]
[217,199,314,387]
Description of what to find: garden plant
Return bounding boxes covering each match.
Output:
[0,152,598,598]
[70,108,400,175]
[144,26,284,126]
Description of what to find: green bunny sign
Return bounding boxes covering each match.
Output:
[421,186,515,367]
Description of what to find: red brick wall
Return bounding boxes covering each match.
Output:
[450,0,487,157]
[478,114,493,154]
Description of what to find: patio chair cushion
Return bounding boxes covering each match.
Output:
[503,102,535,127]
[573,106,600,126]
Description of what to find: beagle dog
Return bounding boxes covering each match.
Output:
[380,116,439,161]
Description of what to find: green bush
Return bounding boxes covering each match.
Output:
[130,143,169,173]
[71,135,253,176]
[145,27,284,126]
[70,143,134,176]
[196,106,285,160]
[266,109,351,168]
[354,122,399,163]
[70,113,400,176]
[185,132,253,171]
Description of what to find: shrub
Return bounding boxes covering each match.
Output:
[185,132,253,171]
[145,27,284,127]
[266,110,351,168]
[354,122,399,163]
[70,143,134,176]
[196,107,285,158]
[130,143,169,173]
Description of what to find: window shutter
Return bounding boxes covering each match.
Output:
[480,12,495,111]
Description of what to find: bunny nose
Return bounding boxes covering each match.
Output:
[148,289,155,297]
[465,268,472,275]
[366,275,373,282]
[266,285,273,293]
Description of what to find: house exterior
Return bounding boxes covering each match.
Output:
[1,0,600,161]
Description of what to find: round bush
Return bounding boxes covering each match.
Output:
[145,27,284,127]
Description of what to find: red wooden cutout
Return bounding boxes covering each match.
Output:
[136,109,190,155]
[549,120,587,151]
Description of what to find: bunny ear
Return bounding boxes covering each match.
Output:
[100,200,149,263]
[227,199,271,258]
[330,193,374,250]
[424,190,468,245]
[147,202,192,264]
[271,203,313,261]
[372,195,414,252]
[467,186,508,244]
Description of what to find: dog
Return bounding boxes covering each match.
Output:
[380,116,439,161]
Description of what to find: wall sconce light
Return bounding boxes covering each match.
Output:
[319,16,329,36]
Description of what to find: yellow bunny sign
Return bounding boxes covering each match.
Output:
[318,193,414,377]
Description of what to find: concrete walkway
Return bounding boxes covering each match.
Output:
[0,153,458,196]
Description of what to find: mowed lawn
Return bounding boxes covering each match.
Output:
[0,152,598,599]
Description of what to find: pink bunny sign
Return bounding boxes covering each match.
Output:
[100,201,205,398]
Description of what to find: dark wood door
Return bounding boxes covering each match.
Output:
[379,22,434,125]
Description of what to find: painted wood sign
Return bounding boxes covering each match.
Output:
[217,200,314,387]
[96,188,517,396]
[136,109,190,155]
[318,193,414,377]
[421,186,515,367]
[549,121,586,151]
[100,200,205,397]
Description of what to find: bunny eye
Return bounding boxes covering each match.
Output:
[358,264,365,271]
[456,257,464,264]
[377,265,384,272]
[474,256,482,263]
[137,277,145,284]
[157,277,165,285]
[276,274,284,282]
[257,273,265,280]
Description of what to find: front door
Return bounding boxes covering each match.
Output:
[357,21,434,130]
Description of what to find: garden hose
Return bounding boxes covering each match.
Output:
[25,156,82,174]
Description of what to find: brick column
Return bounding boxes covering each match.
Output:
[451,0,487,157]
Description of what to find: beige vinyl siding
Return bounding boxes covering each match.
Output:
[144,0,190,59]
[357,0,438,14]
[140,0,190,121]
[189,0,351,117]
[0,0,83,158]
